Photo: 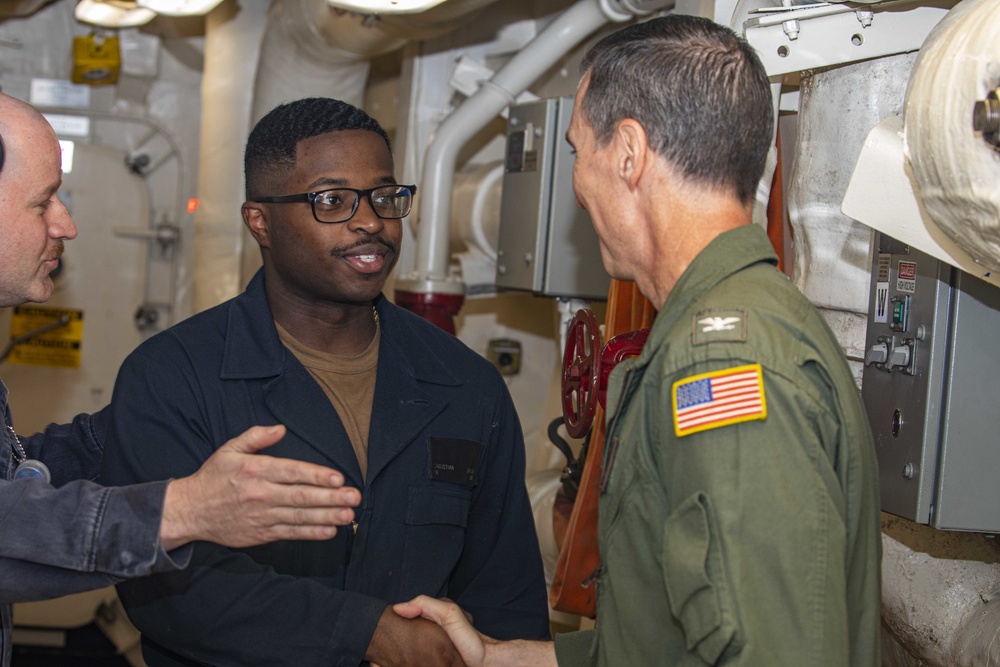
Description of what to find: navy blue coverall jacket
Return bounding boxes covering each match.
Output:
[101,270,549,667]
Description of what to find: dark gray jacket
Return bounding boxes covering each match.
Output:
[0,402,186,667]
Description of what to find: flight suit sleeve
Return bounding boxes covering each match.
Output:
[554,628,596,666]
[655,355,852,666]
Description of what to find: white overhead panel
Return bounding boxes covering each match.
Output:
[743,0,952,77]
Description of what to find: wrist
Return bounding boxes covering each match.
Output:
[486,639,557,667]
[159,478,196,552]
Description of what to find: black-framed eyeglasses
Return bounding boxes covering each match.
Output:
[256,184,417,224]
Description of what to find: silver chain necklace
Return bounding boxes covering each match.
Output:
[6,423,51,481]
[6,424,26,463]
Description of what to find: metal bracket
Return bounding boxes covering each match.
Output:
[113,223,180,252]
[744,0,951,77]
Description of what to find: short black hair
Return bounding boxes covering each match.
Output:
[244,97,391,200]
[580,15,773,204]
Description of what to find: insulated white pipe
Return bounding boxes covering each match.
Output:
[904,0,1000,273]
[398,0,673,295]
[193,0,269,312]
[881,515,1000,667]
[251,0,406,123]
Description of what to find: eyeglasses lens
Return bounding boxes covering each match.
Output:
[314,186,412,223]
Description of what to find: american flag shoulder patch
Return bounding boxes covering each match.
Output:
[672,363,767,438]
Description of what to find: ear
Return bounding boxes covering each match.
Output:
[614,119,649,191]
[242,202,271,249]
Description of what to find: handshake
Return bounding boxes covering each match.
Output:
[366,597,556,667]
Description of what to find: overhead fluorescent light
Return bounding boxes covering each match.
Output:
[59,140,75,174]
[75,0,156,28]
[136,0,225,15]
[325,0,450,14]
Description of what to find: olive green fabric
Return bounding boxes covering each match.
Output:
[554,224,881,666]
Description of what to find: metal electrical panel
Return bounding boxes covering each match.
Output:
[495,97,611,300]
[862,233,1000,532]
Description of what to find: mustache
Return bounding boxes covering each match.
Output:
[47,241,64,262]
[330,235,397,257]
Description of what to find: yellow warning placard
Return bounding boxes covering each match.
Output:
[7,306,83,368]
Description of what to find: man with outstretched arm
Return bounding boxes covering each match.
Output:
[0,91,361,667]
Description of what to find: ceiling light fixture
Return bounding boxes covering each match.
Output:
[75,0,156,28]
[135,0,225,16]
[325,0,449,15]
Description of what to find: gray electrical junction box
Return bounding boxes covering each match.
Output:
[495,97,611,301]
[862,233,1000,532]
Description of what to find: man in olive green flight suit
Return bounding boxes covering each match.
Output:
[392,14,883,666]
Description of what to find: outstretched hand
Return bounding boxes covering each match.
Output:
[159,424,360,550]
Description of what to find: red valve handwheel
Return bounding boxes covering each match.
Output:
[561,309,602,438]
[598,328,650,409]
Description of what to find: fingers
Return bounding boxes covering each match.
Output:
[392,595,461,626]
[203,504,356,547]
[220,424,286,455]
[221,424,353,489]
[440,597,474,624]
[390,597,486,667]
[255,456,351,488]
[262,483,362,513]
[255,502,357,527]
[259,523,341,541]
[392,601,425,620]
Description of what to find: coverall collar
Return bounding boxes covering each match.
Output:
[220,269,460,387]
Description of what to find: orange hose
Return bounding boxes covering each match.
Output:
[767,130,785,273]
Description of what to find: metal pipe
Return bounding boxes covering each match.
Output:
[398,0,674,297]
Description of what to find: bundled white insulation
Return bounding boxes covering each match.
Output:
[904,0,1000,274]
